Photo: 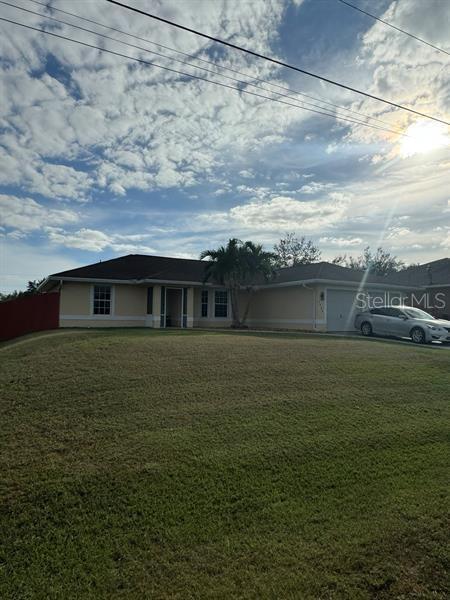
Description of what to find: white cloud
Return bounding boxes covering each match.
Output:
[0,0,448,274]
[193,192,351,234]
[298,181,334,195]
[346,0,450,149]
[319,236,362,247]
[440,230,450,249]
[239,169,255,178]
[0,194,79,232]
[45,227,156,254]
[0,0,305,198]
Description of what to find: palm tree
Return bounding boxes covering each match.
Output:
[240,241,275,325]
[200,239,275,327]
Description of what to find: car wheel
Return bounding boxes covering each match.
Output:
[361,321,373,337]
[410,327,426,344]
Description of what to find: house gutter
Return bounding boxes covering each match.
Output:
[256,278,419,291]
[43,275,420,292]
[45,276,212,287]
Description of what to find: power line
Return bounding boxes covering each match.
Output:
[336,0,449,56]
[24,0,403,130]
[5,0,405,134]
[0,15,409,137]
[106,0,449,126]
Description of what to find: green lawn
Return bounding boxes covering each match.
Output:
[1,330,449,599]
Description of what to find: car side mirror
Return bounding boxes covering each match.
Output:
[401,315,408,320]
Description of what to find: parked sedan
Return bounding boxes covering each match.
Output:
[354,306,450,344]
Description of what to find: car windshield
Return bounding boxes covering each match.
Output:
[403,307,434,320]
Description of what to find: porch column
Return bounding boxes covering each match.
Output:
[152,284,161,328]
[186,287,194,328]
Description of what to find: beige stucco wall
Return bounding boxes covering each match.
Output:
[59,282,197,328]
[192,285,323,330]
[60,282,148,318]
[314,284,326,331]
[248,286,313,319]
[115,285,147,317]
[244,285,321,330]
[60,282,91,316]
[58,281,328,331]
[60,282,149,328]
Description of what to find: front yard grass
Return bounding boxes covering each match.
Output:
[1,330,449,598]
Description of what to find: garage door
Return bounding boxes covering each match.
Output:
[326,289,359,332]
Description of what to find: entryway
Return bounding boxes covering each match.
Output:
[165,288,182,327]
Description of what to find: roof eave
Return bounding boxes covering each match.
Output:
[257,278,420,290]
[47,275,209,286]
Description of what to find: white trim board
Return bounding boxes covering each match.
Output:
[246,318,326,325]
[60,315,146,321]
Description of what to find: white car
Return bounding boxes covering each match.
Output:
[354,306,450,344]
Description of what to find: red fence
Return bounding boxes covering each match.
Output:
[0,292,60,342]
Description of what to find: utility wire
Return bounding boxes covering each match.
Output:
[336,0,449,56]
[0,15,410,137]
[5,1,405,134]
[106,0,449,126]
[25,0,401,130]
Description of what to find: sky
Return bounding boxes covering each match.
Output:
[0,0,449,292]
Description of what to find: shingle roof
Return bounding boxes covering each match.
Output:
[50,254,414,287]
[51,254,207,283]
[271,261,404,286]
[391,258,450,287]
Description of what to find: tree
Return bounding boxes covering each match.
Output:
[200,238,275,327]
[274,233,321,267]
[332,247,404,276]
[26,279,45,293]
[0,278,45,303]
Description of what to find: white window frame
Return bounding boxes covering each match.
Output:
[91,284,115,317]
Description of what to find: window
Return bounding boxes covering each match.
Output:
[370,307,389,316]
[147,287,153,314]
[404,307,434,320]
[214,290,228,318]
[93,285,111,315]
[201,290,208,317]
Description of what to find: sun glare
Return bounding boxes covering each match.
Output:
[400,120,450,158]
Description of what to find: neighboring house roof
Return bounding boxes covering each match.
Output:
[271,261,406,287]
[46,254,414,289]
[390,258,450,287]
